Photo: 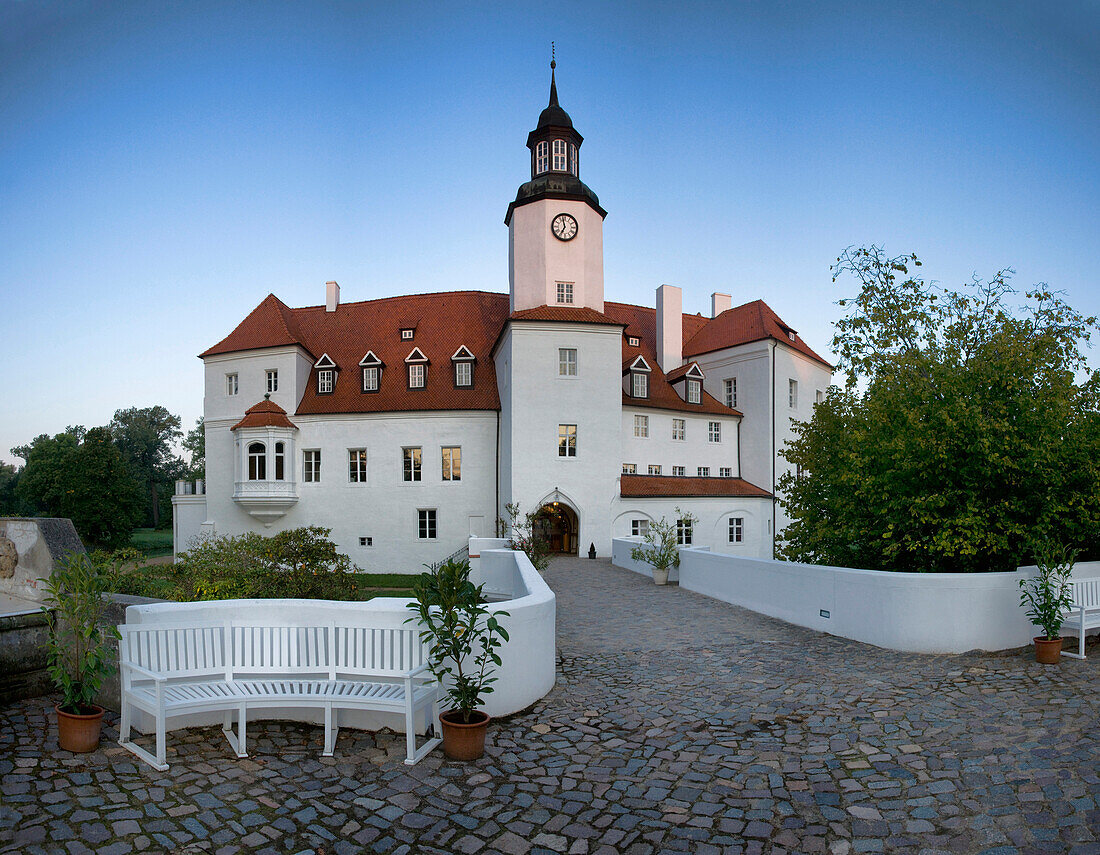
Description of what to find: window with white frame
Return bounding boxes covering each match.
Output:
[402,447,422,482]
[441,447,461,481]
[556,281,574,304]
[697,466,710,476]
[274,442,285,480]
[789,379,798,408]
[632,372,648,398]
[569,142,578,176]
[631,519,649,537]
[401,328,414,340]
[317,369,334,394]
[724,378,736,408]
[672,465,685,476]
[559,348,577,376]
[226,373,238,396]
[672,418,685,441]
[677,518,693,546]
[558,424,576,458]
[729,517,744,543]
[348,449,367,483]
[536,140,549,173]
[362,366,379,392]
[648,464,662,475]
[687,379,701,404]
[418,509,437,539]
[266,370,278,394]
[408,364,425,389]
[816,389,824,404]
[622,463,637,474]
[719,466,732,477]
[552,139,567,170]
[303,450,321,482]
[708,422,721,443]
[454,362,472,387]
[247,442,266,480]
[633,415,649,438]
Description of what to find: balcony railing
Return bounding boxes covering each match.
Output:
[233,480,298,500]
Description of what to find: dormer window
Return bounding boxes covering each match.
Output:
[536,141,549,174]
[405,347,429,389]
[687,379,701,404]
[359,351,383,393]
[401,329,414,341]
[628,336,640,347]
[556,282,574,304]
[451,346,475,388]
[632,372,648,398]
[314,353,338,395]
[552,139,567,171]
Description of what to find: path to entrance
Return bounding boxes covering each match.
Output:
[2,557,1099,854]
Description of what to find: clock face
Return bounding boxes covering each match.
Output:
[551,213,578,241]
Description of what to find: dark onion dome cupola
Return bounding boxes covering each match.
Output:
[505,58,606,225]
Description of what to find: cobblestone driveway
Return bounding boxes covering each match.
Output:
[3,557,1099,854]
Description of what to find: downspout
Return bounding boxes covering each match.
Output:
[770,339,777,560]
[495,409,501,535]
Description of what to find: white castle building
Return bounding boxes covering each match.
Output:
[173,66,832,572]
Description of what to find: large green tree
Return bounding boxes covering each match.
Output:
[183,417,205,481]
[109,406,183,528]
[777,246,1100,572]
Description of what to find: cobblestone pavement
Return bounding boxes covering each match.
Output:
[3,557,1099,855]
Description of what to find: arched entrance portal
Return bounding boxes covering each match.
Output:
[537,502,579,555]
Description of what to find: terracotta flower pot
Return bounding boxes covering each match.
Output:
[56,704,105,753]
[1034,637,1063,665]
[439,710,490,761]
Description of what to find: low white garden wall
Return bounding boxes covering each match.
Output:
[612,538,1100,654]
[610,535,712,584]
[124,542,555,738]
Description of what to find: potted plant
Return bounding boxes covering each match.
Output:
[630,510,696,585]
[41,551,122,753]
[407,558,509,760]
[1018,542,1076,664]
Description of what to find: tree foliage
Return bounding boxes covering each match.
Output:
[777,246,1100,572]
[183,417,205,480]
[109,406,183,528]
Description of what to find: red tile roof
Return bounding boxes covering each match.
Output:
[231,398,298,431]
[620,474,772,499]
[663,362,701,383]
[510,305,623,325]
[202,294,308,358]
[683,300,832,367]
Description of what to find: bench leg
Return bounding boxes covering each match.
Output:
[322,704,339,757]
[1063,615,1088,660]
[117,699,171,772]
[155,709,167,768]
[222,705,248,758]
[403,688,442,766]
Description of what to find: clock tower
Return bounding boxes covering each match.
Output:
[506,61,607,313]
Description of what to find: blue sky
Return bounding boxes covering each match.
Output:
[2,1,1097,466]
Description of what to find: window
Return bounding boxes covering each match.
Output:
[569,142,578,176]
[789,379,798,408]
[709,422,721,443]
[266,370,278,394]
[622,463,637,474]
[303,450,321,483]
[362,366,380,392]
[418,509,437,539]
[349,449,367,483]
[672,466,685,476]
[274,442,285,480]
[455,362,472,387]
[648,464,662,475]
[631,519,649,537]
[402,447,422,482]
[559,348,577,376]
[408,364,425,388]
[247,442,266,480]
[552,138,567,171]
[401,329,414,340]
[719,467,732,477]
[536,140,549,173]
[226,374,238,396]
[698,466,710,476]
[687,379,701,404]
[627,336,640,347]
[724,378,736,408]
[816,389,824,404]
[556,281,574,304]
[317,369,334,394]
[558,424,576,458]
[359,536,373,547]
[729,517,744,543]
[633,415,649,438]
[441,447,461,481]
[632,372,648,398]
[672,418,685,441]
[677,518,693,546]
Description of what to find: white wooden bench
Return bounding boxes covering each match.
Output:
[118,621,441,771]
[1062,579,1100,660]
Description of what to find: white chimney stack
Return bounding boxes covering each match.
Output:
[655,284,683,373]
[711,292,731,318]
[325,281,340,312]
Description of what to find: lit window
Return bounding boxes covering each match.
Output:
[724,378,736,408]
[401,329,414,340]
[631,519,649,537]
[247,442,266,480]
[558,424,577,457]
[709,422,721,443]
[317,369,334,394]
[455,362,472,387]
[226,374,238,396]
[687,379,701,404]
[569,142,578,176]
[677,518,693,546]
[266,370,278,394]
[552,139,567,171]
[556,282,574,304]
[633,415,649,438]
[672,466,685,476]
[559,348,577,376]
[632,372,648,398]
[441,447,461,481]
[622,463,636,474]
[789,379,798,408]
[349,449,367,483]
[672,418,685,441]
[274,442,285,480]
[303,450,321,483]
[536,140,549,174]
[648,464,661,475]
[359,536,373,547]
[409,364,425,388]
[697,466,710,476]
[403,447,422,482]
[729,517,744,543]
[418,509,437,539]
[719,467,732,477]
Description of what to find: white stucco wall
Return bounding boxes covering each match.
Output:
[509,198,605,313]
[610,497,772,560]
[171,493,207,558]
[620,407,739,477]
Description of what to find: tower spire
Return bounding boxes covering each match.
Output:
[549,43,558,107]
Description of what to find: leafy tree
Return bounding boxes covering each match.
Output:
[777,246,1100,572]
[183,417,205,480]
[109,406,183,528]
[0,461,25,515]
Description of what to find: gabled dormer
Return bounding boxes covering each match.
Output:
[666,362,705,404]
[404,347,429,390]
[313,353,338,395]
[624,355,652,399]
[451,346,476,388]
[358,351,384,393]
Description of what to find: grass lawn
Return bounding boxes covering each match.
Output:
[129,528,174,558]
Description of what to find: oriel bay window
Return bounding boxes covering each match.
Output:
[247,442,266,480]
[273,442,285,480]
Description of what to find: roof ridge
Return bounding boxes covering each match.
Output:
[288,289,509,312]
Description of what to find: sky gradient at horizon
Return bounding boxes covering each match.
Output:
[2,1,1097,466]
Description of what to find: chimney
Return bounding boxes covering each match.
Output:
[325,281,340,312]
[655,284,682,373]
[711,292,731,318]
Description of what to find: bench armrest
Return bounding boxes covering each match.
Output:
[122,662,166,683]
[405,662,435,679]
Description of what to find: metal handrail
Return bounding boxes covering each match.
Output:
[428,543,470,571]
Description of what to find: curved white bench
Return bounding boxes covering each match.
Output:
[118,621,440,771]
[1063,579,1100,660]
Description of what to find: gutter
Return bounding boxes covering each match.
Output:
[770,339,777,560]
